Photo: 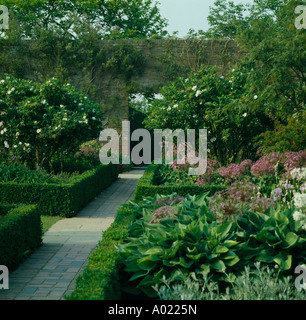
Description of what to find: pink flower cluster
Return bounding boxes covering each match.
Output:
[249,197,276,213]
[170,158,189,171]
[154,196,185,206]
[250,159,275,177]
[218,163,246,182]
[250,151,306,178]
[150,206,178,224]
[240,159,253,170]
[283,150,306,173]
[195,159,220,185]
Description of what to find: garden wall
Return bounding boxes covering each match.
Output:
[0,39,243,128]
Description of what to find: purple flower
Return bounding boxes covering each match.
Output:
[273,188,283,195]
[282,183,293,190]
[218,163,245,182]
[240,159,253,170]
[150,206,178,224]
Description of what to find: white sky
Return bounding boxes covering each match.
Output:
[157,0,254,37]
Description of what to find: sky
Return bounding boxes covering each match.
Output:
[157,0,254,37]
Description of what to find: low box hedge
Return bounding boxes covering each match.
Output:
[0,203,42,271]
[66,204,139,300]
[0,164,119,218]
[134,164,227,201]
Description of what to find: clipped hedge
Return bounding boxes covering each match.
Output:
[67,204,139,300]
[0,203,42,271]
[0,164,119,217]
[134,164,227,200]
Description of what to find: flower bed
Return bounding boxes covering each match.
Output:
[0,164,119,217]
[68,188,306,300]
[118,193,306,298]
[0,203,42,271]
[134,164,226,201]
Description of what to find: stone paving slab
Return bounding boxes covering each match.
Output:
[0,167,145,300]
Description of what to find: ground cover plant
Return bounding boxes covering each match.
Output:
[155,262,306,300]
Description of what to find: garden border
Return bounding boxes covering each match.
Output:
[134,164,227,201]
[66,204,139,300]
[0,164,119,218]
[0,203,42,271]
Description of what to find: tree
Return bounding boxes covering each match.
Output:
[144,66,272,164]
[1,0,168,39]
[203,0,305,123]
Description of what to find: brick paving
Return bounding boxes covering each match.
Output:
[0,167,145,300]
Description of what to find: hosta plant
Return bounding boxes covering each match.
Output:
[118,194,306,298]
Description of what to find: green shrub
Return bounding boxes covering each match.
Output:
[118,194,306,298]
[0,164,119,217]
[66,204,139,300]
[0,164,78,184]
[134,164,226,201]
[0,203,42,271]
[256,119,306,155]
[0,75,104,168]
[155,262,306,300]
[144,66,272,164]
[49,154,101,174]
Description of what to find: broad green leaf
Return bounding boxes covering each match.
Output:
[124,259,141,272]
[223,240,239,247]
[211,260,226,272]
[145,247,164,256]
[273,210,289,225]
[129,270,149,282]
[200,264,211,273]
[213,245,229,254]
[187,246,198,254]
[224,256,240,267]
[273,252,292,270]
[256,248,275,263]
[283,232,299,249]
[186,253,206,261]
[169,257,194,268]
[168,269,188,282]
[137,255,158,271]
[215,222,233,240]
[167,240,182,258]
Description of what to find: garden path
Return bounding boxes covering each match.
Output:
[0,166,146,300]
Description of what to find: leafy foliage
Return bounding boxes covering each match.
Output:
[256,119,306,155]
[155,262,306,300]
[118,193,306,298]
[0,75,103,168]
[203,0,305,122]
[1,0,168,40]
[144,66,272,164]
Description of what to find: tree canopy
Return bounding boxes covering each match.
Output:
[1,0,168,39]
